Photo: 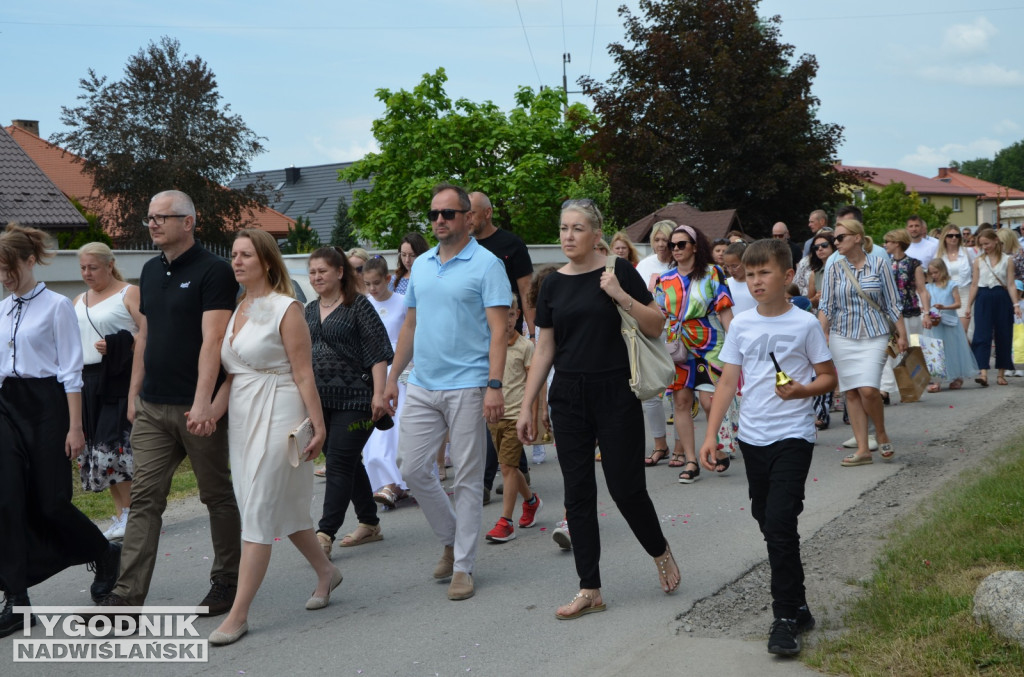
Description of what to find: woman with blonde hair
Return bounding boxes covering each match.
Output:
[967,228,1021,386]
[818,219,906,466]
[74,242,144,540]
[924,259,978,391]
[938,224,975,332]
[207,229,335,645]
[610,231,640,266]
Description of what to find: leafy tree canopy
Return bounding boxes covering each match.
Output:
[581,0,851,240]
[952,139,1024,192]
[339,68,597,247]
[283,215,321,254]
[563,163,616,237]
[52,36,271,246]
[856,182,952,243]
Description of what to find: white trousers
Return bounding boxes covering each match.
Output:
[399,384,486,575]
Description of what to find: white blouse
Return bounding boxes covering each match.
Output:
[75,286,138,365]
[941,248,974,289]
[1,283,84,392]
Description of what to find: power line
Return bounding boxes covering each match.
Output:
[588,0,600,76]
[560,0,567,55]
[514,0,544,88]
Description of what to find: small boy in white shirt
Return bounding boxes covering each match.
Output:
[699,239,836,657]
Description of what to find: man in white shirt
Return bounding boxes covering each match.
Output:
[905,215,938,267]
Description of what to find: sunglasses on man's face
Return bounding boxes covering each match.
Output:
[427,208,469,222]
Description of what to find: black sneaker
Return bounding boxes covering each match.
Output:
[89,542,122,603]
[0,591,34,640]
[198,577,237,616]
[767,608,815,656]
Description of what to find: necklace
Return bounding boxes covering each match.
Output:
[319,295,342,309]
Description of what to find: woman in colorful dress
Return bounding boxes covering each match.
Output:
[656,225,734,483]
[73,243,143,540]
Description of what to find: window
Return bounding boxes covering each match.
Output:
[307,198,327,213]
[920,196,929,204]
[952,197,962,212]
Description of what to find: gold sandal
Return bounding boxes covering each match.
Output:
[555,591,607,620]
[655,544,680,594]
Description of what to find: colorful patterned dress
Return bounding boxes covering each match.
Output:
[656,264,734,391]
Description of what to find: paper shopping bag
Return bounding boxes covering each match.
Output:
[893,347,930,403]
[1013,321,1024,365]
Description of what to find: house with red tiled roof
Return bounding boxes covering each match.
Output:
[624,202,743,244]
[5,120,293,241]
[933,166,1024,227]
[837,164,983,228]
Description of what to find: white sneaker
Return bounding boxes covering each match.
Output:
[842,435,877,450]
[102,509,127,540]
[531,445,546,464]
[552,520,572,550]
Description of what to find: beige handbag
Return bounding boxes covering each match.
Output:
[606,255,676,400]
[287,418,315,468]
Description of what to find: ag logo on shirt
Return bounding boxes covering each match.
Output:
[747,334,796,362]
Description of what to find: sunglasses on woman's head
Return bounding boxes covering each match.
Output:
[669,240,692,250]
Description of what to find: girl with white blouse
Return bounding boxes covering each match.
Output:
[966,228,1021,386]
[938,224,975,333]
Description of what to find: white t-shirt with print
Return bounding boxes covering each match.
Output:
[719,305,832,446]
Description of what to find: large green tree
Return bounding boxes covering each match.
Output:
[856,182,952,243]
[329,197,359,250]
[953,139,1024,192]
[581,0,851,239]
[52,37,271,246]
[339,68,597,247]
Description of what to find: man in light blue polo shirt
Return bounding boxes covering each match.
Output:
[384,182,511,602]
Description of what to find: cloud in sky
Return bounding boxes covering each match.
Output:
[942,17,997,55]
[994,119,1020,134]
[919,63,1024,87]
[899,138,1005,173]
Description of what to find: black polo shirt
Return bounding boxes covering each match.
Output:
[138,242,237,404]
[476,228,533,330]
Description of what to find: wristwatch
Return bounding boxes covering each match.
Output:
[487,379,503,389]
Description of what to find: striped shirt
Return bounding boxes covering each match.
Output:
[819,256,901,339]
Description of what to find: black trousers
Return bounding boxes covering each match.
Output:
[972,286,1014,370]
[548,369,666,589]
[0,377,107,593]
[317,408,379,538]
[739,437,813,619]
[483,425,528,490]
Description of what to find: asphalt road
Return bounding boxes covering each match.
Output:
[5,381,1017,676]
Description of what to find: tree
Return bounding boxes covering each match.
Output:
[282,216,321,254]
[329,197,359,250]
[580,0,851,239]
[54,197,113,249]
[339,68,597,247]
[953,139,1024,191]
[563,163,616,237]
[855,182,952,243]
[52,36,271,246]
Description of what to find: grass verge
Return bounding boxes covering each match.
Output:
[805,435,1024,676]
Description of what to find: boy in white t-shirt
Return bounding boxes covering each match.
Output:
[699,239,836,657]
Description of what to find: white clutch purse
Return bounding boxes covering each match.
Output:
[287,418,315,468]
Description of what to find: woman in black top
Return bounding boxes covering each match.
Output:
[516,200,680,620]
[306,247,393,559]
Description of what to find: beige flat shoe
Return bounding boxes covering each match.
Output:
[305,566,343,610]
[433,545,455,579]
[447,572,474,600]
[209,621,248,646]
[338,523,382,547]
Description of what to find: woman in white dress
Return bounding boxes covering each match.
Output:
[360,256,409,509]
[208,230,335,647]
[939,224,974,333]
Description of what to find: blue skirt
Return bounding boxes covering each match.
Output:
[925,322,979,382]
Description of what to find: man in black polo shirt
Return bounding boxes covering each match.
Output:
[468,191,534,500]
[99,190,241,615]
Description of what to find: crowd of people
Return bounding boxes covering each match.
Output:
[3,186,1022,658]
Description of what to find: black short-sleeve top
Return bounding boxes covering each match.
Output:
[138,243,237,404]
[535,257,653,374]
[305,294,394,412]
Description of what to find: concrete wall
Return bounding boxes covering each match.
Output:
[15,243,650,301]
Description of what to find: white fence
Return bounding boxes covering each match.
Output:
[16,244,630,301]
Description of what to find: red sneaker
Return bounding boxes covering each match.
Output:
[485,518,516,542]
[518,493,543,528]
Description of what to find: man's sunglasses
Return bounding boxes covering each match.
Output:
[427,209,469,222]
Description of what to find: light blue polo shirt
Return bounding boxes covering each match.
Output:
[405,237,512,391]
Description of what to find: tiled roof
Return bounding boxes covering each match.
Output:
[5,124,293,238]
[0,127,87,230]
[933,167,1024,200]
[838,164,982,197]
[229,163,373,242]
[625,202,742,243]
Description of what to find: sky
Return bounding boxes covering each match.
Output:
[3,1,1024,179]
